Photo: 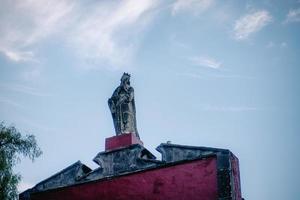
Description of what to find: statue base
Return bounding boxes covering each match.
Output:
[105,133,143,151]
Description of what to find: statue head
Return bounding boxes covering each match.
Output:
[120,73,131,87]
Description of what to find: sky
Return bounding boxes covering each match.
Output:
[0,0,300,199]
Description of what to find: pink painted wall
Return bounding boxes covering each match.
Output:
[105,133,143,151]
[31,157,218,200]
[231,155,242,200]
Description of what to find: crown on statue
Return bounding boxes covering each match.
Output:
[123,72,130,78]
[121,72,131,81]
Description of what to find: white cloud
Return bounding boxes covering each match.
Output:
[0,0,159,69]
[171,0,215,15]
[0,97,25,109]
[202,105,257,112]
[0,0,73,62]
[169,34,189,49]
[69,0,158,70]
[266,41,275,48]
[285,8,300,23]
[189,55,222,69]
[233,10,272,40]
[180,71,254,80]
[0,84,52,97]
[0,49,35,62]
[280,42,287,48]
[266,41,288,49]
[22,67,42,82]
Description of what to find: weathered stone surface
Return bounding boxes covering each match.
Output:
[108,73,139,138]
[20,143,242,200]
[156,143,227,163]
[19,161,92,200]
[83,144,159,181]
[34,161,91,192]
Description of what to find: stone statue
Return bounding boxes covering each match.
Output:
[108,73,140,139]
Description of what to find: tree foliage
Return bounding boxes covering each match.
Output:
[0,122,42,200]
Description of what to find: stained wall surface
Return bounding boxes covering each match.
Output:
[31,157,218,200]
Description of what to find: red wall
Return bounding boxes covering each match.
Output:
[105,133,143,151]
[31,157,218,200]
[231,155,242,200]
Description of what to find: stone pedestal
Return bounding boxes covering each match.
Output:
[105,133,143,151]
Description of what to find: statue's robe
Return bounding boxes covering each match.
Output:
[108,85,139,138]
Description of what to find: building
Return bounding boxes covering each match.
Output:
[20,133,243,200]
[20,74,243,200]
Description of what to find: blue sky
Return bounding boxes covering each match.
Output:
[0,0,300,199]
